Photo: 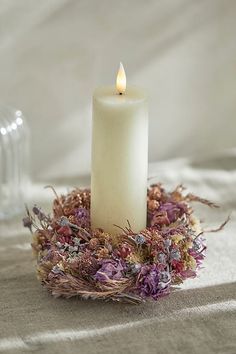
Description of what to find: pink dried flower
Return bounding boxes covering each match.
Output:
[57,225,72,237]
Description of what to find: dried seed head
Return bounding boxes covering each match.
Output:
[89,238,99,250]
[148,199,159,211]
[96,247,109,259]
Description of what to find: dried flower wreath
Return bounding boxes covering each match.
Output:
[23,184,228,304]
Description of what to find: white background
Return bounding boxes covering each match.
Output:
[0,0,235,181]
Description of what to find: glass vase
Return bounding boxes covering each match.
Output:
[0,106,30,219]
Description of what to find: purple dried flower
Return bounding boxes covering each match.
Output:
[59,216,70,226]
[32,205,40,215]
[157,252,166,264]
[51,265,65,275]
[192,238,204,252]
[136,264,170,299]
[159,202,187,223]
[75,207,90,228]
[129,263,141,274]
[164,239,171,248]
[135,234,146,245]
[68,245,78,253]
[170,249,181,261]
[32,205,49,222]
[22,216,32,231]
[95,259,125,282]
[189,236,206,268]
[160,270,171,284]
[73,237,81,246]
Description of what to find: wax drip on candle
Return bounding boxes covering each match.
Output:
[116,62,126,95]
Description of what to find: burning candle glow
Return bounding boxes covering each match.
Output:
[116,62,126,94]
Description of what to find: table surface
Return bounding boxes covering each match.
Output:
[1,155,236,354]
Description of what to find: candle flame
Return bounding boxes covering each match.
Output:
[116,62,126,94]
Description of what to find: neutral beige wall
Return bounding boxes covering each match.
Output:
[0,0,235,181]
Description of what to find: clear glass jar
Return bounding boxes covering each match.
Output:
[0,106,30,219]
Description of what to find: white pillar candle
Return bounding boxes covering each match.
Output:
[91,63,148,234]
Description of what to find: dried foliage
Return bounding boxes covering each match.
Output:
[23,184,226,303]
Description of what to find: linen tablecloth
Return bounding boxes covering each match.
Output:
[1,153,236,354]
